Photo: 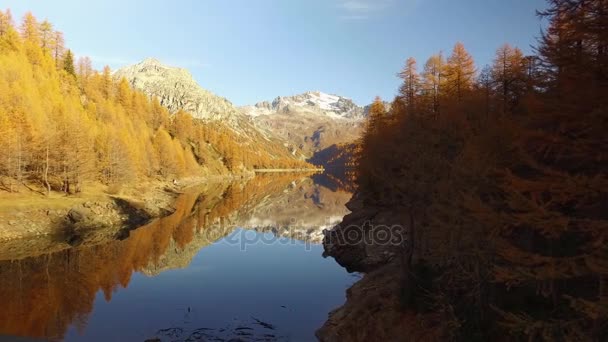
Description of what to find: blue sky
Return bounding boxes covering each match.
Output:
[4,0,547,106]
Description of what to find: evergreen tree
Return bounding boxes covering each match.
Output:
[62,49,75,76]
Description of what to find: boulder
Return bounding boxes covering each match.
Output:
[67,207,92,223]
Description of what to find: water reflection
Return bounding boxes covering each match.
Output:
[0,173,354,341]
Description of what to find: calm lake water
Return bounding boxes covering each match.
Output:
[0,173,357,341]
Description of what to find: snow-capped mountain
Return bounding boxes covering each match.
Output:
[242,91,366,121]
[240,91,368,158]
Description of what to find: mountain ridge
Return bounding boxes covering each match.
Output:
[114,58,313,166]
[240,91,372,158]
[241,91,366,121]
[114,57,240,122]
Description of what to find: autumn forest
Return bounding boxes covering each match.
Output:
[0,10,310,196]
[0,0,607,341]
[351,0,607,340]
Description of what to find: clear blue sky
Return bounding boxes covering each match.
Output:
[4,0,547,106]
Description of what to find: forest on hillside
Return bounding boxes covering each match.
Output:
[0,10,310,196]
[356,0,607,339]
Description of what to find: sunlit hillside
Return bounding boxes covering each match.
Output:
[0,10,311,197]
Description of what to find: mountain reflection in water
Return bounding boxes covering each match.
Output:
[0,173,355,341]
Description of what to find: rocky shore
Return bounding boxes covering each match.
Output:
[0,174,255,260]
[317,193,414,342]
[0,185,179,260]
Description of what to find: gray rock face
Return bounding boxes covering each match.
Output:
[114,58,311,162]
[114,58,239,121]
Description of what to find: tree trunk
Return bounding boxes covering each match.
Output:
[404,207,415,268]
[17,136,22,186]
[8,135,12,193]
[44,145,51,196]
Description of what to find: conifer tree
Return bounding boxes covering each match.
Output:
[422,53,445,115]
[366,96,386,134]
[0,9,13,36]
[62,49,75,76]
[398,57,420,112]
[492,44,525,114]
[20,12,40,45]
[445,42,476,101]
[101,65,113,99]
[51,31,64,66]
[39,20,53,51]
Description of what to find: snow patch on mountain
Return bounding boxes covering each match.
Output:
[242,91,366,121]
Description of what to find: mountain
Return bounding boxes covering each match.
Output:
[114,58,311,165]
[114,60,373,166]
[241,91,368,158]
[114,58,238,122]
[242,91,366,120]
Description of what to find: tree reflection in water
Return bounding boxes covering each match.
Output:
[0,173,353,341]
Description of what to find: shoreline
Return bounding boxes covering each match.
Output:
[316,192,409,341]
[253,168,324,173]
[0,172,259,245]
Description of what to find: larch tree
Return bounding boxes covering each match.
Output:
[38,20,53,51]
[20,12,46,67]
[0,9,13,36]
[101,65,113,100]
[154,128,178,177]
[0,10,21,53]
[77,56,93,90]
[173,110,194,144]
[398,57,420,112]
[19,12,40,45]
[366,96,386,135]
[491,44,526,114]
[116,77,133,112]
[422,53,445,115]
[51,30,64,67]
[445,42,476,101]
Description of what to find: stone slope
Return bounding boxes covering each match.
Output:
[114,58,310,162]
[114,58,238,121]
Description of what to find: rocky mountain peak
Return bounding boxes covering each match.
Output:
[141,57,162,66]
[114,58,237,121]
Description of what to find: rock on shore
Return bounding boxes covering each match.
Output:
[317,193,416,342]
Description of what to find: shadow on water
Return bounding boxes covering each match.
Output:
[0,173,354,341]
